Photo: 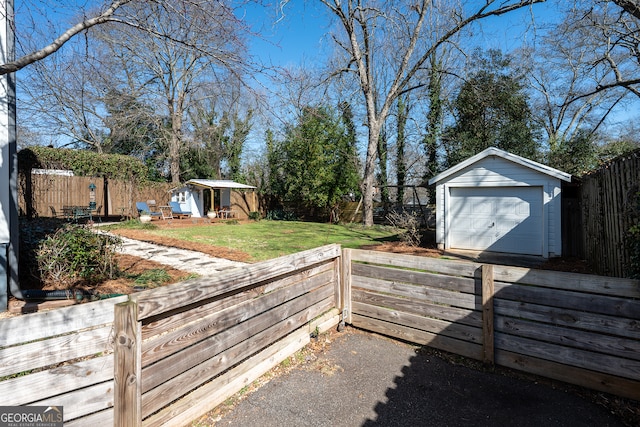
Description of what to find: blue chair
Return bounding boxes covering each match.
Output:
[170,201,192,219]
[136,201,161,218]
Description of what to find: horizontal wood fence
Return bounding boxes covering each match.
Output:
[0,296,128,425]
[1,246,638,426]
[580,149,640,277]
[114,244,341,426]
[343,248,640,401]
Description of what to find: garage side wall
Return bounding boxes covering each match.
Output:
[434,157,563,258]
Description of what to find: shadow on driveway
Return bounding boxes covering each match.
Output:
[212,328,624,427]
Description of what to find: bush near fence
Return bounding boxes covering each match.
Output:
[1,247,638,426]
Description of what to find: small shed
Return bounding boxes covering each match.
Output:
[171,179,258,219]
[428,147,571,258]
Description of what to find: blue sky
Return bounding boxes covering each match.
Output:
[241,1,331,69]
[242,1,560,68]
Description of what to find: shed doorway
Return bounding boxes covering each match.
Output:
[448,186,543,255]
[202,188,221,213]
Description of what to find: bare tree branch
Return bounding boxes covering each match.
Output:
[612,0,640,20]
[0,0,132,75]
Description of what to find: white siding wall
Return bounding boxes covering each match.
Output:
[435,156,562,257]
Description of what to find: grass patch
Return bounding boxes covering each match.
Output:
[127,268,173,288]
[105,219,159,230]
[112,220,399,262]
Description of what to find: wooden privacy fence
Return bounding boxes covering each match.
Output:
[114,244,341,426]
[18,172,174,219]
[580,149,640,277]
[343,249,640,401]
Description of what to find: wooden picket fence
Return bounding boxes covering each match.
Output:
[1,246,638,426]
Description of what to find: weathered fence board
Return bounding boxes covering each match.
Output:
[352,274,479,310]
[141,285,333,394]
[141,270,334,366]
[113,244,341,425]
[142,297,334,418]
[0,296,126,424]
[495,349,640,401]
[580,149,640,277]
[495,316,640,361]
[351,314,484,360]
[345,248,640,401]
[0,325,112,377]
[131,244,341,320]
[0,355,113,406]
[494,299,640,340]
[0,295,127,347]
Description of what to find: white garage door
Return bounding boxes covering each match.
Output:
[449,187,543,255]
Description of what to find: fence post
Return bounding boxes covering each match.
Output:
[341,249,353,325]
[114,300,142,426]
[481,264,495,365]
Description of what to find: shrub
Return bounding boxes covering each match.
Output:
[265,209,298,221]
[386,210,422,247]
[36,225,122,286]
[248,211,261,221]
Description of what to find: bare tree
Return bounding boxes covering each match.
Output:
[319,0,547,226]
[520,30,628,150]
[612,0,640,20]
[2,0,133,74]
[562,1,640,99]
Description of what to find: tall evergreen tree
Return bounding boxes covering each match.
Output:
[267,106,360,220]
[443,50,541,167]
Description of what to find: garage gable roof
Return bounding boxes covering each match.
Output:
[186,179,256,190]
[428,147,571,185]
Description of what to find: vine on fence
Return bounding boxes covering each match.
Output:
[18,146,148,182]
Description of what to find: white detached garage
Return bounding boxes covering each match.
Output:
[428,147,571,258]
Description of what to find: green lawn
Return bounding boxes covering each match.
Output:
[121,220,399,262]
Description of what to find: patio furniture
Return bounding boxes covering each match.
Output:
[170,201,192,219]
[218,206,236,219]
[160,205,174,220]
[50,206,62,218]
[136,202,161,219]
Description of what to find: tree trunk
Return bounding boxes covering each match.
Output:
[362,120,381,226]
[169,102,183,184]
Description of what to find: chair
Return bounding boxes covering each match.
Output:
[136,202,161,219]
[160,205,174,220]
[170,201,192,219]
[50,206,61,218]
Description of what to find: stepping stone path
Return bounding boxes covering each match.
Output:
[116,235,246,276]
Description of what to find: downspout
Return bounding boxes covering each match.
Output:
[2,0,22,305]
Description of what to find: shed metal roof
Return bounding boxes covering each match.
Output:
[428,147,572,185]
[185,179,256,190]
